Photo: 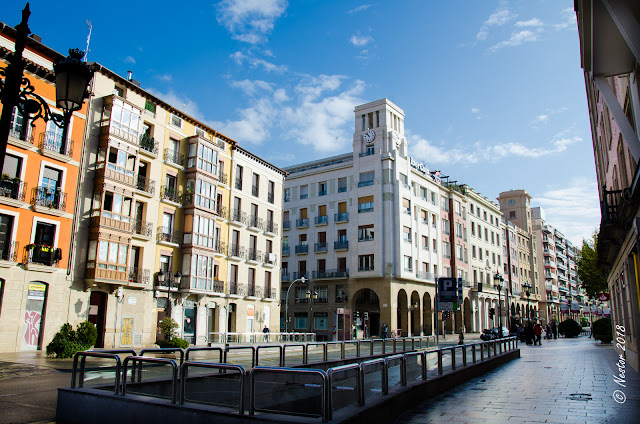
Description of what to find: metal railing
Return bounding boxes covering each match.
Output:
[32,186,66,210]
[67,336,516,422]
[0,178,27,201]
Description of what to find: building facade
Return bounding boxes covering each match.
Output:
[575,0,640,372]
[0,27,88,352]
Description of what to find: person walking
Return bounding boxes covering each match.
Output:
[525,321,534,345]
[381,323,388,339]
[262,325,270,342]
[551,321,558,339]
[545,323,552,340]
[534,323,542,345]
[458,327,464,345]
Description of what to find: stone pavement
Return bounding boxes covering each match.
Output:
[395,336,640,423]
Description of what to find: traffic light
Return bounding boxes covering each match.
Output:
[442,311,450,319]
[489,308,495,319]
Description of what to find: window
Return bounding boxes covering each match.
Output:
[300,185,308,199]
[284,188,291,202]
[358,196,374,212]
[404,256,413,271]
[102,191,132,222]
[358,254,374,271]
[38,166,62,207]
[442,219,450,234]
[195,127,206,138]
[336,285,346,302]
[421,235,428,250]
[443,241,451,258]
[472,245,477,259]
[252,173,260,197]
[485,228,489,241]
[420,186,428,200]
[431,192,437,205]
[294,313,308,330]
[509,211,516,219]
[107,147,136,177]
[170,113,183,129]
[456,244,463,260]
[358,225,374,241]
[44,120,66,153]
[400,173,408,188]
[93,239,128,272]
[9,104,30,141]
[235,165,243,190]
[454,200,461,215]
[338,177,347,193]
[420,210,428,223]
[471,222,475,236]
[402,198,411,214]
[0,214,16,260]
[189,253,216,290]
[455,222,462,238]
[192,143,217,174]
[192,215,217,248]
[318,181,327,196]
[441,197,449,212]
[268,180,275,203]
[110,98,141,141]
[358,171,374,187]
[403,226,411,242]
[315,285,328,303]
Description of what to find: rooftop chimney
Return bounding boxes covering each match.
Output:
[127,71,132,81]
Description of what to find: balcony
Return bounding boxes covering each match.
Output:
[252,185,259,197]
[218,171,228,186]
[231,209,249,226]
[183,276,225,294]
[296,218,309,228]
[358,202,374,213]
[26,244,61,267]
[334,240,349,250]
[128,267,150,285]
[139,134,158,157]
[132,219,153,238]
[417,271,435,281]
[249,215,264,231]
[235,178,242,190]
[295,244,309,254]
[358,265,374,272]
[358,180,374,187]
[213,241,227,256]
[267,192,274,204]
[312,269,348,279]
[292,272,308,281]
[156,226,181,245]
[314,242,328,253]
[282,245,290,256]
[8,127,34,146]
[283,220,291,230]
[39,131,73,160]
[264,252,278,266]
[338,186,347,193]
[335,212,349,223]
[247,248,262,262]
[161,185,182,204]
[264,221,278,234]
[281,272,291,282]
[32,187,66,212]
[90,210,132,233]
[300,193,308,199]
[0,178,27,203]
[136,175,156,195]
[164,149,184,167]
[228,243,246,259]
[0,240,19,262]
[315,215,328,226]
[227,281,246,296]
[265,287,277,299]
[359,235,374,242]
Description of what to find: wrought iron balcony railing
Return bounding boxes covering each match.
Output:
[132,219,153,237]
[161,185,182,204]
[156,226,181,244]
[139,134,158,155]
[39,131,72,157]
[26,244,61,267]
[0,240,18,261]
[128,267,150,285]
[0,178,27,202]
[136,175,155,195]
[32,187,66,211]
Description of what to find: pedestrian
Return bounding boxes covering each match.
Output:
[525,321,534,345]
[551,321,558,339]
[589,322,593,339]
[458,327,464,345]
[534,322,542,345]
[381,323,388,339]
[545,323,552,340]
[262,325,270,342]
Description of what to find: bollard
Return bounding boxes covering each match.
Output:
[472,344,476,363]
[437,349,443,375]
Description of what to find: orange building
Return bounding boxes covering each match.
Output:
[0,25,87,351]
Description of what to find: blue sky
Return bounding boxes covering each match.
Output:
[7,1,599,245]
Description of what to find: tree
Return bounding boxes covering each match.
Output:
[577,233,608,298]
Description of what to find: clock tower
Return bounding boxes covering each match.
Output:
[353,99,406,156]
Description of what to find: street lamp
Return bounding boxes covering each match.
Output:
[306,288,318,334]
[284,276,307,333]
[0,4,94,170]
[523,282,532,321]
[493,272,504,333]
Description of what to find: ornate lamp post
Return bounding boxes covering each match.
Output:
[493,272,504,333]
[523,282,532,320]
[283,276,306,333]
[0,4,94,171]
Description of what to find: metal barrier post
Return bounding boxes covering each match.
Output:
[480,342,485,360]
[451,347,456,370]
[493,341,497,356]
[462,345,467,366]
[180,362,245,413]
[122,356,178,404]
[472,344,476,363]
[437,349,443,375]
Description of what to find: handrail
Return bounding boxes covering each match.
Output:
[180,361,245,414]
[384,354,405,387]
[139,347,185,365]
[306,342,327,363]
[185,346,223,363]
[283,343,307,365]
[360,357,388,402]
[359,339,374,356]
[255,345,283,367]
[72,351,122,394]
[249,366,329,421]
[327,363,362,420]
[344,340,360,358]
[224,345,256,369]
[326,341,344,360]
[122,356,178,404]
[403,350,427,382]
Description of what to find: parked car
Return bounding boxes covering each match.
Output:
[480,326,510,340]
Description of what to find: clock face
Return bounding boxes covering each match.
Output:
[508,199,515,206]
[363,129,375,143]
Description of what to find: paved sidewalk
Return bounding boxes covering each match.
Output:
[395,337,640,423]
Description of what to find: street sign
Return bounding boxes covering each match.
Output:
[457,278,463,303]
[439,301,454,311]
[438,277,458,302]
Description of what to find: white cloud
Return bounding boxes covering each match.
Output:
[230,51,288,73]
[555,7,576,31]
[476,7,516,41]
[347,4,373,14]
[529,114,549,128]
[216,0,288,44]
[350,35,373,47]
[146,89,208,123]
[534,178,600,245]
[212,75,365,152]
[230,79,273,96]
[407,132,582,165]
[490,29,538,51]
[155,73,172,82]
[124,56,136,64]
[515,18,544,27]
[471,108,480,114]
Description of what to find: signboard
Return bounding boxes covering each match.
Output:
[128,296,137,305]
[27,283,46,300]
[439,302,455,311]
[120,317,134,346]
[597,292,610,301]
[337,308,345,314]
[247,304,255,317]
[438,278,459,303]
